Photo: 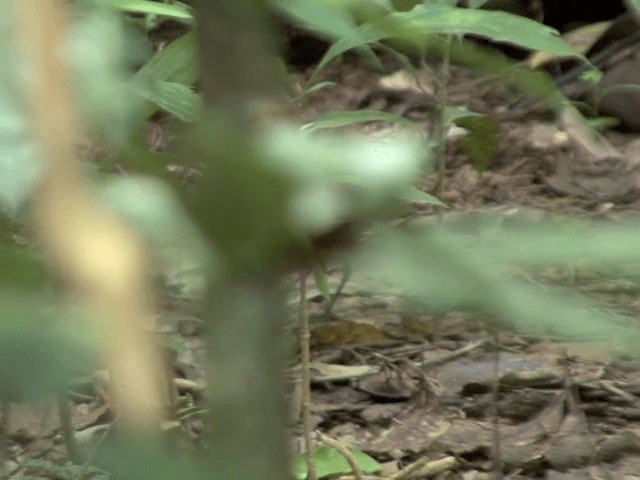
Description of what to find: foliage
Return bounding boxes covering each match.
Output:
[0,1,639,480]
[294,446,382,480]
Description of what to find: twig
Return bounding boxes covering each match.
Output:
[299,271,317,480]
[316,431,364,480]
[57,394,82,464]
[390,455,459,480]
[324,263,352,319]
[421,337,490,367]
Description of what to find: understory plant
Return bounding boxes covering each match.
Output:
[1,2,640,480]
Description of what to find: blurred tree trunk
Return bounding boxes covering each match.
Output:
[194,2,290,480]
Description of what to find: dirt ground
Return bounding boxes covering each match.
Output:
[8,44,640,480]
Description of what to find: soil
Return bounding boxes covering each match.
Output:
[8,31,640,480]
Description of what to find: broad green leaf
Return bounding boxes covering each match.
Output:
[273,0,361,40]
[262,126,425,199]
[274,0,383,83]
[134,32,199,119]
[294,446,382,480]
[182,119,425,268]
[303,109,419,132]
[355,226,640,349]
[142,81,203,122]
[0,296,98,401]
[312,23,386,80]
[68,3,150,145]
[110,0,195,22]
[135,31,199,85]
[0,9,43,217]
[397,4,584,59]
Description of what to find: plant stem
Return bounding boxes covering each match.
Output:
[299,271,318,480]
[324,263,352,320]
[432,35,452,195]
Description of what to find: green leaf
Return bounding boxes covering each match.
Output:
[399,186,447,207]
[110,0,195,22]
[355,222,640,350]
[312,23,385,81]
[0,296,98,401]
[302,109,418,132]
[304,81,337,95]
[454,115,499,171]
[443,105,484,126]
[294,446,382,480]
[0,114,41,217]
[142,81,203,122]
[68,3,150,145]
[117,149,183,185]
[467,0,491,7]
[313,264,331,300]
[0,242,49,291]
[134,31,199,119]
[273,0,361,41]
[182,120,426,269]
[397,4,585,59]
[0,29,41,217]
[274,0,384,83]
[135,31,199,85]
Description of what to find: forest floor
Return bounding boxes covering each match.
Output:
[8,45,640,480]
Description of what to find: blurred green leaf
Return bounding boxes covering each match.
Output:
[0,21,41,217]
[294,446,382,480]
[110,0,195,22]
[467,0,491,7]
[302,109,418,132]
[454,115,499,171]
[0,100,41,217]
[117,149,183,185]
[399,186,447,206]
[0,296,98,401]
[181,119,426,269]
[443,105,484,126]
[141,81,202,122]
[100,175,217,293]
[273,0,362,40]
[273,0,383,82]
[95,437,206,480]
[356,223,640,349]
[0,242,49,291]
[313,264,331,300]
[304,81,337,95]
[312,23,385,80]
[134,31,199,119]
[68,3,150,145]
[395,4,584,59]
[135,31,198,85]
